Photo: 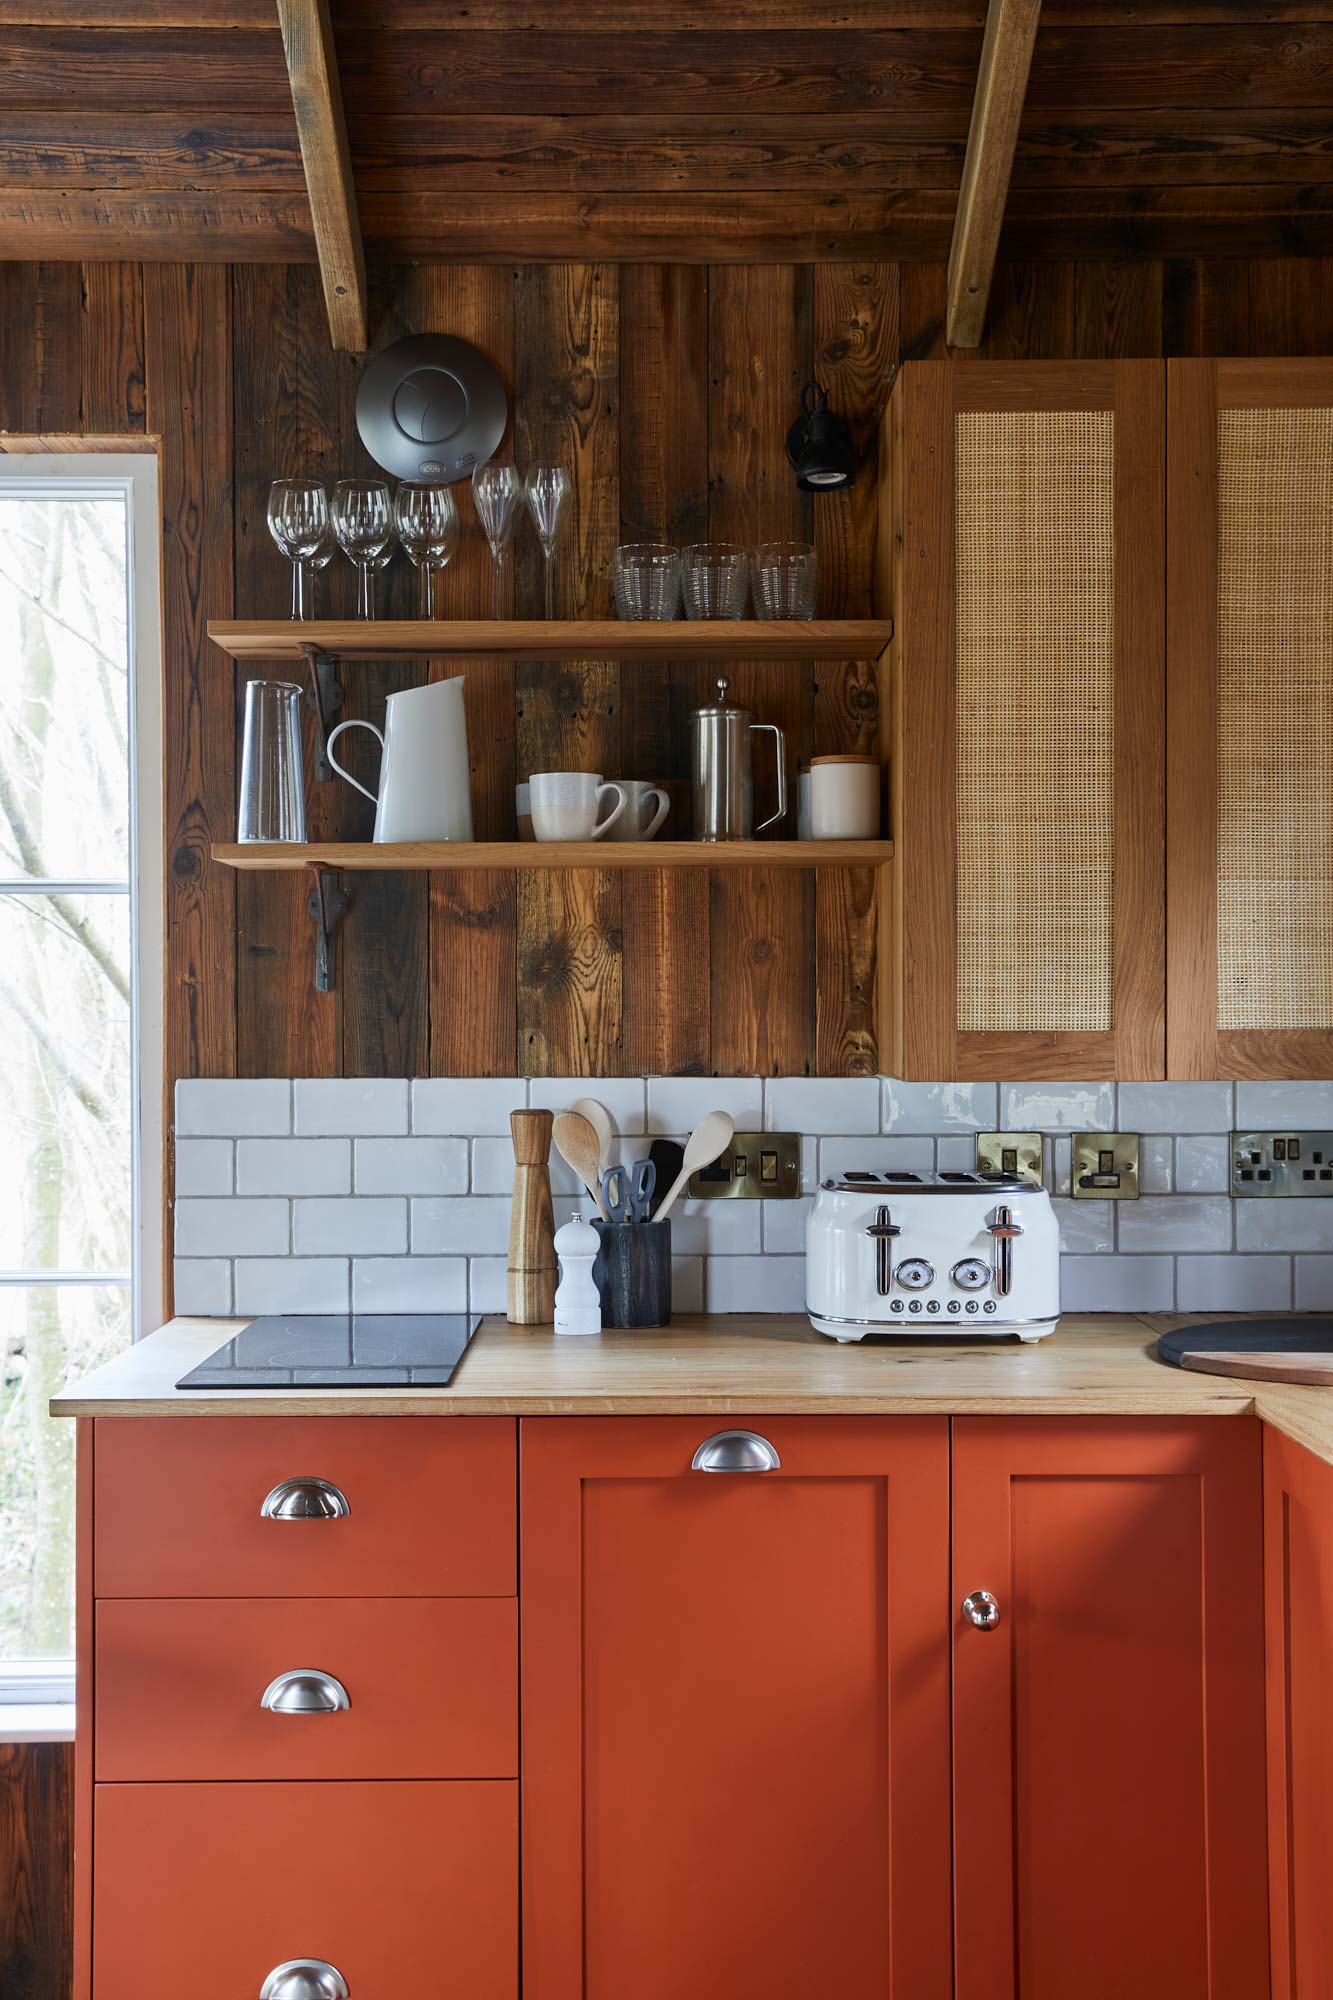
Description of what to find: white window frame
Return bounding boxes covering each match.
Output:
[0,453,163,1718]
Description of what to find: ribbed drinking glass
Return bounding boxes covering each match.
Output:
[611,543,681,621]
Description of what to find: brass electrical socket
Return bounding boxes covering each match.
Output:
[974,1132,1043,1186]
[687,1132,801,1200]
[1072,1132,1140,1199]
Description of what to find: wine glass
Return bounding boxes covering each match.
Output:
[394,483,459,619]
[331,478,394,619]
[523,466,572,620]
[472,461,522,620]
[267,480,329,620]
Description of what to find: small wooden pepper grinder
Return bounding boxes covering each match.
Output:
[507,1108,557,1325]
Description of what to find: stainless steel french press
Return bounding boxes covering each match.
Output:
[689,678,788,841]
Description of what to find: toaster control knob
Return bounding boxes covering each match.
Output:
[951,1257,991,1292]
[895,1257,935,1291]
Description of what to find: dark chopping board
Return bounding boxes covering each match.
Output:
[1157,1320,1333,1386]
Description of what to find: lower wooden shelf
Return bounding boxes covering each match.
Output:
[212,839,894,872]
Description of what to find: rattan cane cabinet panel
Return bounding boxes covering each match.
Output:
[1216,407,1333,1032]
[954,410,1116,1035]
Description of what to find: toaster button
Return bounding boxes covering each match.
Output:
[908,1300,923,1313]
[926,1301,940,1313]
[890,1299,904,1313]
[983,1301,997,1314]
[965,1301,979,1313]
[948,1301,961,1313]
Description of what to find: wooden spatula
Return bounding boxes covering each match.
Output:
[552,1110,609,1220]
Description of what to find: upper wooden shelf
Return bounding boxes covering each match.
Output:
[207,619,894,663]
[213,840,894,873]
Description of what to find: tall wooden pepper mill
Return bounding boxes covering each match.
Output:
[507,1108,558,1325]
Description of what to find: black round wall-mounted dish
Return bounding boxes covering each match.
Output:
[355,333,508,484]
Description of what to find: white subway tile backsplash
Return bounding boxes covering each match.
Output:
[765,1076,880,1135]
[820,1135,934,1179]
[292,1198,407,1256]
[175,1198,289,1257]
[1118,1195,1231,1254]
[237,1139,351,1197]
[1237,1202,1333,1253]
[294,1078,409,1137]
[1052,1199,1113,1254]
[647,1077,763,1133]
[1295,1257,1333,1310]
[1060,1254,1174,1312]
[1235,1080,1333,1128]
[412,1197,511,1256]
[352,1257,467,1312]
[174,1139,234,1196]
[468,1257,508,1314]
[354,1138,468,1196]
[762,1194,814,1253]
[799,1136,819,1193]
[665,1199,762,1256]
[671,1255,704,1311]
[172,1258,232,1315]
[936,1136,977,1174]
[1000,1082,1115,1130]
[233,1257,349,1315]
[1177,1256,1291,1312]
[884,1080,997,1133]
[176,1078,290,1137]
[529,1077,646,1134]
[1175,1136,1230,1195]
[1139,1136,1174,1195]
[471,1134,583,1198]
[706,1255,806,1313]
[1118,1082,1234,1133]
[411,1077,527,1135]
[1046,1134,1072,1197]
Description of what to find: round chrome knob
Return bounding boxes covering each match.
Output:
[962,1589,1002,1631]
[260,1962,349,2000]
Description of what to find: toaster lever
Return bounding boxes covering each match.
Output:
[987,1204,1024,1298]
[865,1204,900,1297]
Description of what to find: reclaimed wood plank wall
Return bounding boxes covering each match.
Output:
[4,257,1333,1102]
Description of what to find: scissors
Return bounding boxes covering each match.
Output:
[599,1159,656,1225]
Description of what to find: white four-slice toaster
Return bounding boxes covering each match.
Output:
[806,1168,1061,1342]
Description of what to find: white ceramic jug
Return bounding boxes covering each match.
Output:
[326,676,474,843]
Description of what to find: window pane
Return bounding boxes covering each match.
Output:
[1,1284,129,1661]
[0,893,131,1272]
[0,492,130,879]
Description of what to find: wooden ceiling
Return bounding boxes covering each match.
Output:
[2,1,1333,265]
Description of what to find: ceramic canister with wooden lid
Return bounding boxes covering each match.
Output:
[809,753,882,840]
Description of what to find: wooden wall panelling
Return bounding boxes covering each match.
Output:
[79,262,146,432]
[812,262,895,1075]
[1073,260,1164,358]
[1162,260,1253,357]
[617,262,711,1076]
[231,263,340,1076]
[707,263,815,1075]
[514,263,623,1076]
[0,1742,72,2000]
[421,262,518,1077]
[333,265,428,1078]
[979,262,1076,358]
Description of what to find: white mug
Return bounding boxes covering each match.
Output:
[530,771,627,842]
[602,779,670,842]
[326,677,473,843]
[809,754,881,840]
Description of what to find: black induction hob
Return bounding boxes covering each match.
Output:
[176,1313,481,1390]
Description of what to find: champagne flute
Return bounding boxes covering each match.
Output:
[331,478,394,619]
[394,482,459,619]
[267,479,329,620]
[523,465,572,620]
[472,461,522,620]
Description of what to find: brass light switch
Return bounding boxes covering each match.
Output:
[688,1132,801,1200]
[975,1132,1043,1186]
[1071,1132,1140,1199]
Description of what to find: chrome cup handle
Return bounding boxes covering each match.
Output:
[691,1429,781,1473]
[260,1670,350,1715]
[260,1961,349,2000]
[260,1478,350,1521]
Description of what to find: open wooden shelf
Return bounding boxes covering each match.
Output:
[207,618,893,662]
[213,839,894,873]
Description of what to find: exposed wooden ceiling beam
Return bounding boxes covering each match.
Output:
[946,0,1042,347]
[275,0,366,351]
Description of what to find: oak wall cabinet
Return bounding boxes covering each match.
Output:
[882,356,1333,1083]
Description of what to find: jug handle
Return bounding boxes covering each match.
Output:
[326,719,384,805]
[751,723,788,834]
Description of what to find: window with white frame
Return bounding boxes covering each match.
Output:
[0,456,162,1702]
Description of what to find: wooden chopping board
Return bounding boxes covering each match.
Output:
[1157,1321,1333,1387]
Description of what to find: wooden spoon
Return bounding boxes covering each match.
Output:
[571,1096,616,1181]
[553,1111,609,1221]
[654,1111,735,1222]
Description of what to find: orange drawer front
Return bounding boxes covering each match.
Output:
[95,1595,517,1781]
[94,1416,515,1597]
[93,1779,517,1999]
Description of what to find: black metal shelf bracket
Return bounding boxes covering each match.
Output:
[306,866,351,993]
[301,645,345,781]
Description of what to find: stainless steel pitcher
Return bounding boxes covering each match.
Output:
[690,678,788,841]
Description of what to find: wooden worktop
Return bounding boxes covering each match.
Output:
[49,1312,1333,1466]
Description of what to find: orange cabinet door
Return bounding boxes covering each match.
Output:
[520,1415,952,2000]
[95,1596,517,1781]
[93,1779,517,1999]
[1263,1425,1333,1999]
[953,1417,1269,2000]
